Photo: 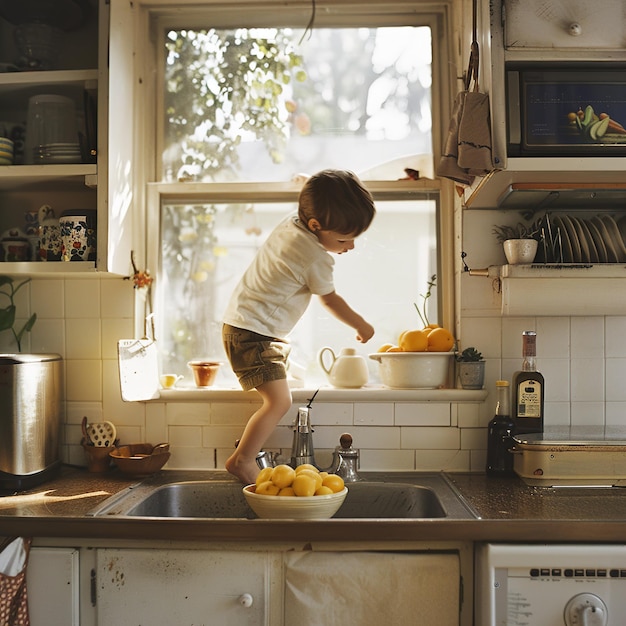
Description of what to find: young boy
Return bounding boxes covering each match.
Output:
[222,169,376,484]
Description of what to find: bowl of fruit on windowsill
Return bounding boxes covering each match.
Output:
[243,464,347,519]
[369,325,456,389]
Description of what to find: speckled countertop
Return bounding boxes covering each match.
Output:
[1,466,626,543]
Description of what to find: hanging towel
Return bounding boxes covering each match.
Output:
[0,537,32,626]
[437,6,494,185]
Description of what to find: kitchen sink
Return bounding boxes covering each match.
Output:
[87,471,476,519]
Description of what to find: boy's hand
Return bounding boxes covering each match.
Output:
[355,322,374,343]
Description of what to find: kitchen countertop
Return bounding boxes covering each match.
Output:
[2,466,626,543]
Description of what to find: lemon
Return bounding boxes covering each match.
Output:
[298,468,323,491]
[278,487,296,497]
[255,480,280,495]
[399,329,429,352]
[294,463,319,475]
[427,327,455,352]
[292,473,317,497]
[315,486,334,496]
[322,474,345,493]
[255,467,274,486]
[271,464,296,488]
[377,343,394,353]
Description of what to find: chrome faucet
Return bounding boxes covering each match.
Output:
[290,405,316,468]
[328,433,362,482]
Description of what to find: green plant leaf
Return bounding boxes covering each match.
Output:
[15,313,36,346]
[0,276,13,289]
[0,305,16,333]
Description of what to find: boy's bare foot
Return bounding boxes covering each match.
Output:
[225,453,259,485]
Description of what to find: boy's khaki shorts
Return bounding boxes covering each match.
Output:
[222,324,291,391]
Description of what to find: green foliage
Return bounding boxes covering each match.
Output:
[164,29,304,180]
[456,347,483,362]
[0,276,37,352]
[413,274,436,327]
[492,219,542,243]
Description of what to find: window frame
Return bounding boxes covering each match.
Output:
[135,0,457,360]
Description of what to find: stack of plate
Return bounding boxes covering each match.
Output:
[0,137,14,165]
[33,142,81,164]
[550,214,626,264]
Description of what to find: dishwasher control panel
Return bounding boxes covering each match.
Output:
[476,544,626,625]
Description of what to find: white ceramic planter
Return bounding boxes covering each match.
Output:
[503,239,538,265]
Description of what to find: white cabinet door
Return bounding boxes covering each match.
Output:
[27,547,80,626]
[101,0,138,274]
[284,551,460,626]
[96,549,278,625]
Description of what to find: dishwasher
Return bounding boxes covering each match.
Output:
[475,543,626,625]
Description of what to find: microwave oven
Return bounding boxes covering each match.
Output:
[506,63,626,156]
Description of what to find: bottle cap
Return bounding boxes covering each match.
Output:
[495,380,509,386]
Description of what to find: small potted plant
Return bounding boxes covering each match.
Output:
[492,219,541,265]
[456,347,485,390]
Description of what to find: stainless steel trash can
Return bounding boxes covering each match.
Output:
[0,353,63,490]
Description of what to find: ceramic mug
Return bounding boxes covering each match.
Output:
[59,211,97,261]
[37,205,61,261]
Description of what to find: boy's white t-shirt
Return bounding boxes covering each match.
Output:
[223,214,335,339]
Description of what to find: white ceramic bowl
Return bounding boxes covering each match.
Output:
[369,351,453,389]
[243,485,348,519]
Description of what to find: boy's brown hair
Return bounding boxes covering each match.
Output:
[298,169,376,236]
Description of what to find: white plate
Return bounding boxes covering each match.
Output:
[569,217,591,263]
[592,216,619,263]
[552,216,573,263]
[561,215,582,263]
[586,219,608,263]
[601,215,626,262]
[577,218,598,263]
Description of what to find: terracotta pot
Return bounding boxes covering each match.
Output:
[188,360,221,387]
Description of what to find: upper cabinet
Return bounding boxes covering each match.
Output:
[0,0,134,275]
[463,0,626,211]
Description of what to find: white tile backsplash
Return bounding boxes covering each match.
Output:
[30,273,626,473]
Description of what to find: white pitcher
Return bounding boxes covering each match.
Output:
[318,347,368,389]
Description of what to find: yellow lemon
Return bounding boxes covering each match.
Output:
[322,474,345,493]
[298,469,323,491]
[377,343,394,353]
[386,346,403,352]
[255,467,274,486]
[271,464,296,489]
[292,473,317,497]
[427,327,455,352]
[399,329,429,352]
[278,487,296,497]
[315,486,334,496]
[294,464,319,475]
[255,480,280,495]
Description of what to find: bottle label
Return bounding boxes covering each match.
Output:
[517,379,542,418]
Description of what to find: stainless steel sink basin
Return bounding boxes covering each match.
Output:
[87,471,476,520]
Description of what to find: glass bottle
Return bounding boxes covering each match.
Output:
[486,380,515,475]
[511,330,544,434]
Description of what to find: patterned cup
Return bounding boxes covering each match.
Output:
[59,211,97,261]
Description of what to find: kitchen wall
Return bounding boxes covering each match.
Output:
[16,247,625,475]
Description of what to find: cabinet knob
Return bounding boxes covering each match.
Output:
[238,593,254,608]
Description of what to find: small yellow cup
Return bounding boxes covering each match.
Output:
[160,374,182,389]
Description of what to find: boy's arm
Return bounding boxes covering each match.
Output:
[318,291,374,343]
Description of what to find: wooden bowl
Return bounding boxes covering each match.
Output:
[110,443,170,477]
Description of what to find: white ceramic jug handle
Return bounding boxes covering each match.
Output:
[318,347,336,375]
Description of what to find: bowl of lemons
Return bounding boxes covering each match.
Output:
[369,325,456,389]
[243,464,347,519]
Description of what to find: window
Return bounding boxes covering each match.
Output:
[144,2,452,388]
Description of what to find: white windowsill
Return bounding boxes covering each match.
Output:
[152,385,488,402]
